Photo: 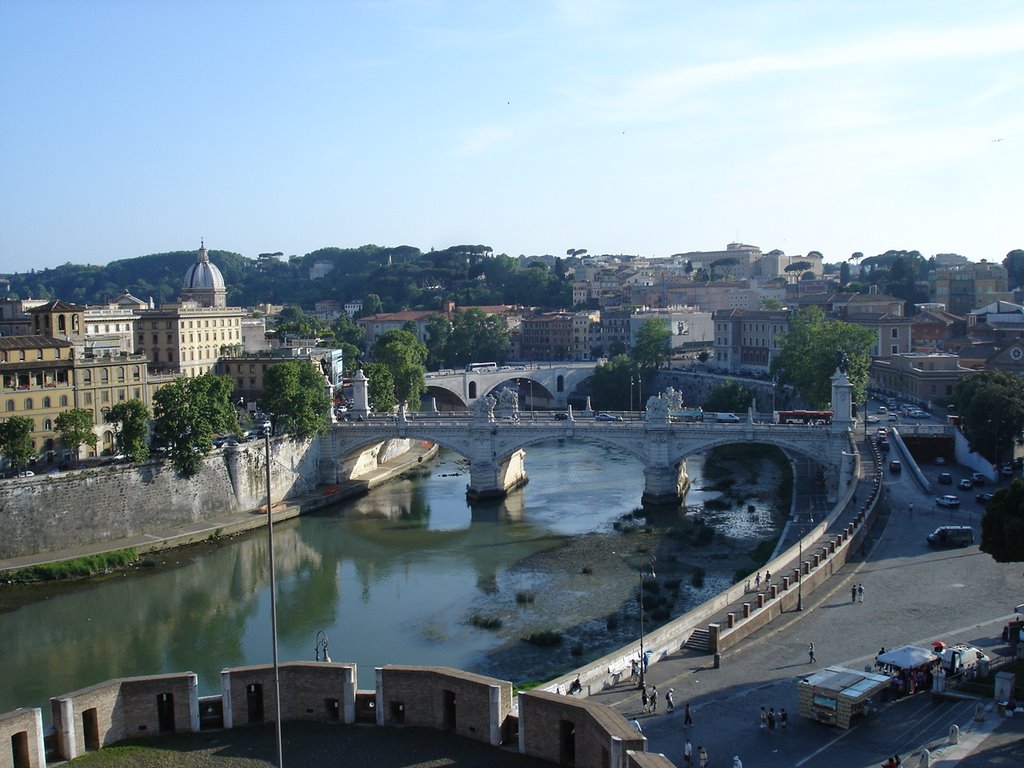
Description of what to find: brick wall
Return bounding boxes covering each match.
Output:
[0,708,45,768]
[221,663,356,728]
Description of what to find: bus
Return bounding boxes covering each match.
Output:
[465,362,498,372]
[774,410,833,425]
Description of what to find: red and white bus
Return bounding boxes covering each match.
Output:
[774,410,834,425]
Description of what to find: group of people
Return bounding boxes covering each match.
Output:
[851,583,866,603]
[681,739,711,767]
[754,570,772,591]
[758,705,788,733]
[639,684,677,713]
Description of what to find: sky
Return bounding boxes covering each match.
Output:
[2,0,1023,273]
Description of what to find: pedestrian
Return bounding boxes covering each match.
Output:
[779,707,787,730]
[733,757,743,768]
[759,706,768,732]
[698,745,709,768]
[857,583,865,603]
[809,642,816,663]
[630,658,638,683]
[666,688,675,712]
[684,702,693,726]
[851,584,857,603]
[641,685,649,713]
[755,571,761,590]
[650,686,658,713]
[684,738,693,766]
[908,502,914,515]
[768,707,776,733]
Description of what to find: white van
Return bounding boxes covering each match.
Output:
[714,413,741,423]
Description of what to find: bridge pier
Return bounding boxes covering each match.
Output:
[466,449,528,500]
[641,461,689,507]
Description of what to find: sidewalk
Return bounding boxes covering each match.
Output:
[0,442,437,574]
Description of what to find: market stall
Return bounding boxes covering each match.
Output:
[875,644,939,698]
[798,666,891,728]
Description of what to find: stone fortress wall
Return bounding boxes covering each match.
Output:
[0,439,321,560]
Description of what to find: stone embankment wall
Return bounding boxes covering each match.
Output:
[0,439,319,560]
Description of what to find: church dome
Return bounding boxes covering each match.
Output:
[180,241,227,308]
[182,242,226,292]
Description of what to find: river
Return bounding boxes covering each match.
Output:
[0,439,787,720]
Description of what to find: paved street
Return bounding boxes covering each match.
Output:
[589,434,1024,767]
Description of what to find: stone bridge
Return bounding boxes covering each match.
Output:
[323,370,858,506]
[422,362,598,409]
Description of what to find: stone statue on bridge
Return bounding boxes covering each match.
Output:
[472,394,496,419]
[645,394,669,423]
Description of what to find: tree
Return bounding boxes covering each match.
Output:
[331,312,365,348]
[54,408,96,466]
[104,400,151,463]
[1004,249,1024,290]
[589,355,639,411]
[631,318,672,372]
[262,360,332,439]
[771,307,875,409]
[839,262,851,286]
[153,374,237,476]
[448,309,511,368]
[980,479,1024,562]
[363,294,383,317]
[710,257,739,280]
[363,362,398,413]
[0,416,35,471]
[373,329,428,409]
[760,297,783,310]
[950,370,1024,463]
[703,380,754,412]
[784,261,813,281]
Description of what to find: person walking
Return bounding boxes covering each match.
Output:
[755,572,761,590]
[640,685,649,713]
[767,707,776,733]
[759,706,768,732]
[733,757,743,768]
[779,707,788,730]
[684,702,693,726]
[809,642,816,663]
[857,583,865,603]
[683,738,693,766]
[908,502,914,515]
[650,686,658,713]
[698,745,709,768]
[666,688,675,712]
[851,584,857,603]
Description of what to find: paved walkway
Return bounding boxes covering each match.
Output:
[584,432,1023,767]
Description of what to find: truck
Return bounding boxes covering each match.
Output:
[933,642,989,678]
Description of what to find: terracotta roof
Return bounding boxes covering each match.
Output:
[27,300,85,313]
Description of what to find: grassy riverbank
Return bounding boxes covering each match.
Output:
[2,548,141,584]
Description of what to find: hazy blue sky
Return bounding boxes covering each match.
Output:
[2,0,1022,273]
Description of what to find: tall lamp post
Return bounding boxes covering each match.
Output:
[797,525,804,612]
[265,430,284,768]
[637,556,657,689]
[315,630,331,663]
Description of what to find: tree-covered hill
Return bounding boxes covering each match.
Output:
[2,243,573,313]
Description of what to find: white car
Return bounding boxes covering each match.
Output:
[957,478,973,490]
[595,412,623,422]
[935,495,960,508]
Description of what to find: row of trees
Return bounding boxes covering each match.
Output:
[1,362,335,477]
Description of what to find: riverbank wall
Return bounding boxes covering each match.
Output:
[0,438,433,567]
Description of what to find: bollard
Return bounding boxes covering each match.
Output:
[974,702,985,722]
[948,724,959,744]
[919,748,931,767]
[713,653,721,669]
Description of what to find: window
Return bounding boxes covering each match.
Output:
[5,400,13,412]
[42,397,51,408]
[891,345,898,355]
[117,367,125,382]
[100,369,108,383]
[101,391,109,403]
[59,395,68,406]
[891,328,899,339]
[25,398,33,410]
[43,418,52,430]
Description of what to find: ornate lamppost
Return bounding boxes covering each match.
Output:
[315,630,331,663]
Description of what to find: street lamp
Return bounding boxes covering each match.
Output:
[264,430,284,768]
[315,630,331,663]
[629,377,635,412]
[797,526,804,612]
[637,556,657,689]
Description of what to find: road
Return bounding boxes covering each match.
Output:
[588,433,1024,767]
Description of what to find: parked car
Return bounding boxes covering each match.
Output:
[888,414,899,421]
[1000,463,1015,477]
[975,492,994,505]
[866,415,879,423]
[888,460,902,474]
[935,495,961,508]
[16,470,35,478]
[937,472,953,485]
[957,478,973,490]
[971,472,986,486]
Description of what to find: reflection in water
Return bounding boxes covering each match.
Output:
[0,440,752,720]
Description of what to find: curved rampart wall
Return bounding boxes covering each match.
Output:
[0,439,319,560]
